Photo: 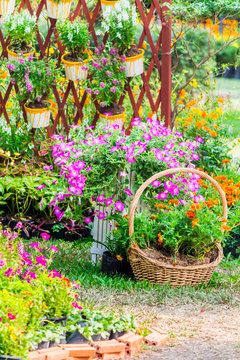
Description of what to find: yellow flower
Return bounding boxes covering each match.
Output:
[116,255,123,261]
[216,107,223,115]
[180,89,186,99]
[190,79,198,88]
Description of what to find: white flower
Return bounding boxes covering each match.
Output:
[122,11,129,21]
[96,29,102,36]
[116,33,121,39]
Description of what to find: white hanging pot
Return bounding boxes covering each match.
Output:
[61,53,89,81]
[46,0,72,19]
[0,0,15,15]
[24,104,50,129]
[124,49,144,77]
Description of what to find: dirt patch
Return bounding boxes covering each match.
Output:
[125,46,142,57]
[130,305,240,360]
[142,246,218,267]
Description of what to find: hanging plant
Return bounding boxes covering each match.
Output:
[46,0,72,20]
[4,11,36,61]
[56,18,90,82]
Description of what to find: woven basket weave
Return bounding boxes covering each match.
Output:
[127,168,227,287]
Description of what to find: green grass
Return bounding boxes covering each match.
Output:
[215,78,240,100]
[222,109,240,139]
[25,239,240,309]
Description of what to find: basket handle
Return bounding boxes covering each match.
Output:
[129,167,228,237]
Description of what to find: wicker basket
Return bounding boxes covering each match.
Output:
[127,168,227,287]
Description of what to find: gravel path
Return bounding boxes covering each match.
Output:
[130,305,240,360]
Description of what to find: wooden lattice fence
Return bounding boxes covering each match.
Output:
[0,0,172,143]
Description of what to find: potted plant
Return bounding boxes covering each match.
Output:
[101,0,144,77]
[8,58,59,128]
[86,45,127,124]
[100,0,119,18]
[0,0,15,16]
[4,11,36,61]
[56,18,90,82]
[46,0,72,20]
[127,168,229,287]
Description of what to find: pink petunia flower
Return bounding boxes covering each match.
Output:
[124,189,133,196]
[41,233,50,241]
[8,313,16,320]
[97,212,106,219]
[50,246,59,252]
[114,201,125,212]
[84,217,92,224]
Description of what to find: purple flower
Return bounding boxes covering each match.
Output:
[120,66,126,72]
[94,90,99,95]
[110,86,116,93]
[191,153,199,161]
[100,82,105,88]
[124,188,133,196]
[41,232,50,240]
[50,246,59,252]
[104,112,112,116]
[112,79,118,85]
[154,192,168,200]
[105,198,113,206]
[152,180,161,187]
[143,132,152,141]
[97,212,105,219]
[120,171,128,177]
[155,149,164,161]
[37,185,46,190]
[196,137,204,143]
[5,268,14,277]
[111,145,119,152]
[36,256,47,267]
[114,201,125,212]
[164,143,174,151]
[72,302,82,310]
[7,63,15,71]
[29,242,43,252]
[97,194,105,203]
[84,217,92,224]
[16,222,23,229]
[106,71,112,77]
[44,165,53,171]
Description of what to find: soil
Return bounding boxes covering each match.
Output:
[9,44,33,54]
[141,246,218,267]
[26,101,49,109]
[99,103,125,116]
[63,53,88,63]
[125,45,142,58]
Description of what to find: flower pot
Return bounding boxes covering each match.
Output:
[100,0,119,18]
[0,357,23,360]
[101,251,133,276]
[98,110,126,126]
[125,49,144,77]
[67,321,88,344]
[61,53,88,82]
[46,0,72,19]
[43,316,67,326]
[37,341,50,349]
[0,0,15,15]
[24,104,50,129]
[7,45,34,62]
[109,330,127,340]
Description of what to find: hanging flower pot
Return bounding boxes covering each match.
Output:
[61,53,89,81]
[0,0,15,15]
[7,45,34,62]
[124,49,144,77]
[100,0,119,18]
[98,106,126,126]
[24,104,51,129]
[46,0,72,19]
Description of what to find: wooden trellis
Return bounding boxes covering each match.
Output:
[0,0,172,140]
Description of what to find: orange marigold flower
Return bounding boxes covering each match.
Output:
[195,120,207,129]
[158,233,163,243]
[222,159,231,164]
[192,218,199,228]
[123,214,128,218]
[209,130,218,137]
[201,111,207,119]
[154,203,167,208]
[131,242,138,248]
[169,199,179,205]
[116,255,123,261]
[190,204,202,211]
[150,215,157,220]
[221,224,232,231]
[185,211,196,219]
[217,98,225,104]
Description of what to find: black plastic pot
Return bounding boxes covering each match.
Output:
[109,330,127,340]
[101,251,133,276]
[67,321,88,344]
[49,337,66,348]
[37,341,50,349]
[42,316,67,326]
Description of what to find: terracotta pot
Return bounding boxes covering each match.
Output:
[98,110,126,126]
[46,0,71,19]
[100,0,119,18]
[0,0,15,15]
[7,45,34,62]
[24,104,50,129]
[125,49,144,77]
[61,53,89,81]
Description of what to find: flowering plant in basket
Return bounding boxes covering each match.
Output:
[8,57,59,108]
[5,11,37,55]
[99,0,138,56]
[86,45,127,114]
